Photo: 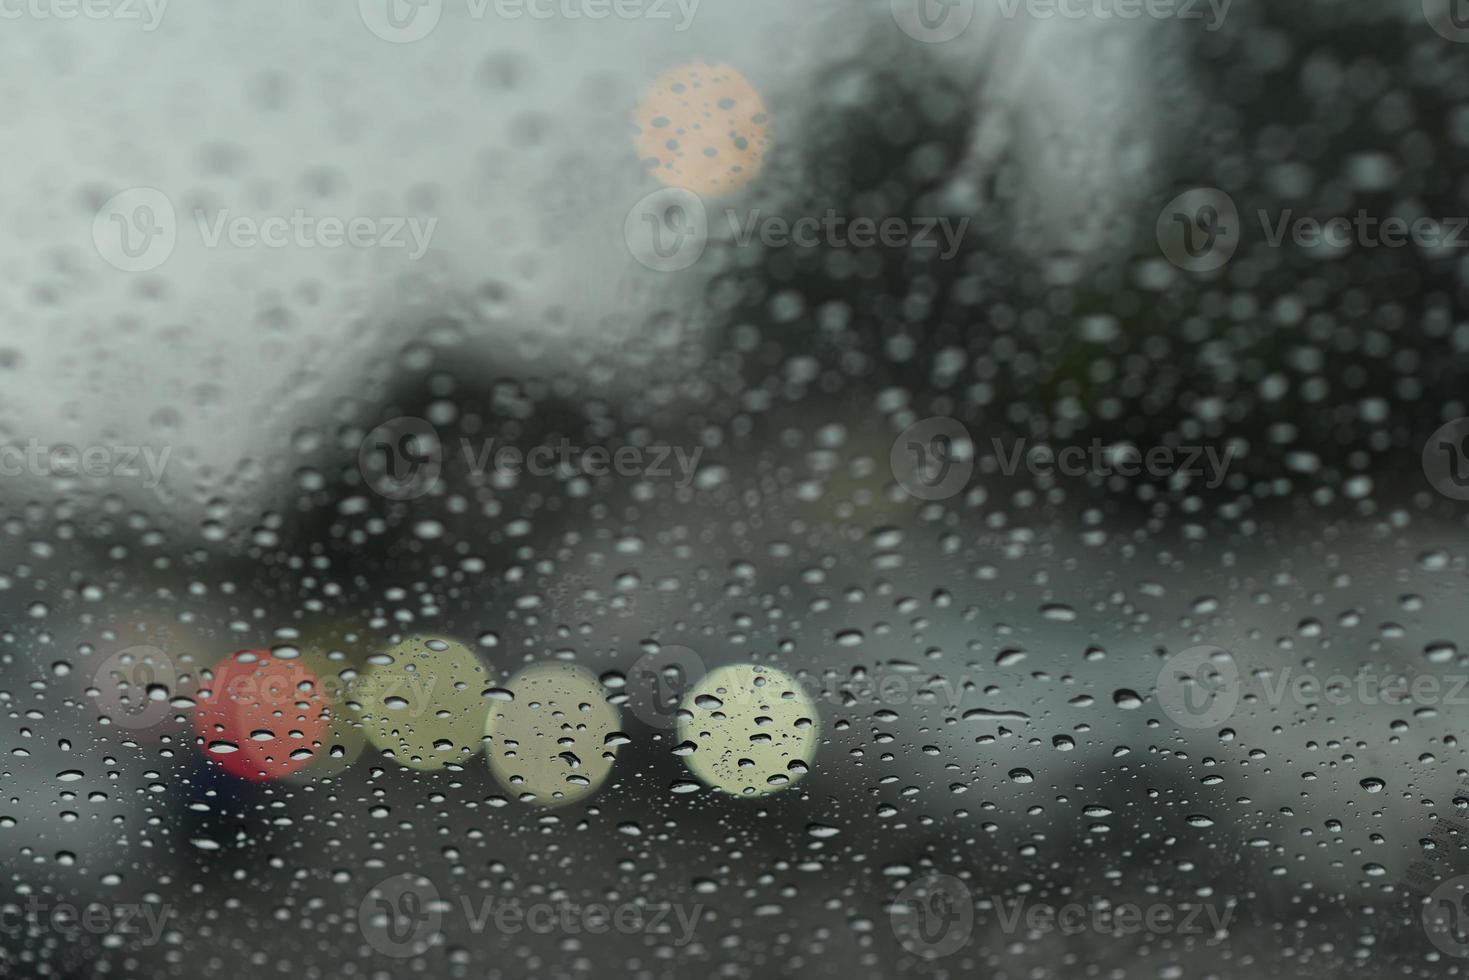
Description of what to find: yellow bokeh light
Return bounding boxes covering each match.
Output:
[633,62,770,198]
[353,634,491,771]
[677,663,818,797]
[281,620,374,781]
[484,662,621,807]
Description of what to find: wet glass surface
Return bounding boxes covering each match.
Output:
[3,2,1469,977]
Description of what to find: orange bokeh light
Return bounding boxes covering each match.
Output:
[193,650,329,781]
[633,62,770,198]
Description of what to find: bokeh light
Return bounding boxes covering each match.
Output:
[633,62,770,197]
[352,634,491,771]
[677,663,818,797]
[192,649,329,781]
[281,620,374,781]
[484,662,622,807]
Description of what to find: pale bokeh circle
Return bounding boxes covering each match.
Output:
[677,663,818,797]
[633,62,770,198]
[484,662,622,807]
[353,634,491,770]
[280,620,375,781]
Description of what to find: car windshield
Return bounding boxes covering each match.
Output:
[2,2,1468,978]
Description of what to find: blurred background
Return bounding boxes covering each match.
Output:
[3,0,1469,977]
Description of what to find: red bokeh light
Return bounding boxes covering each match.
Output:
[193,650,329,781]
